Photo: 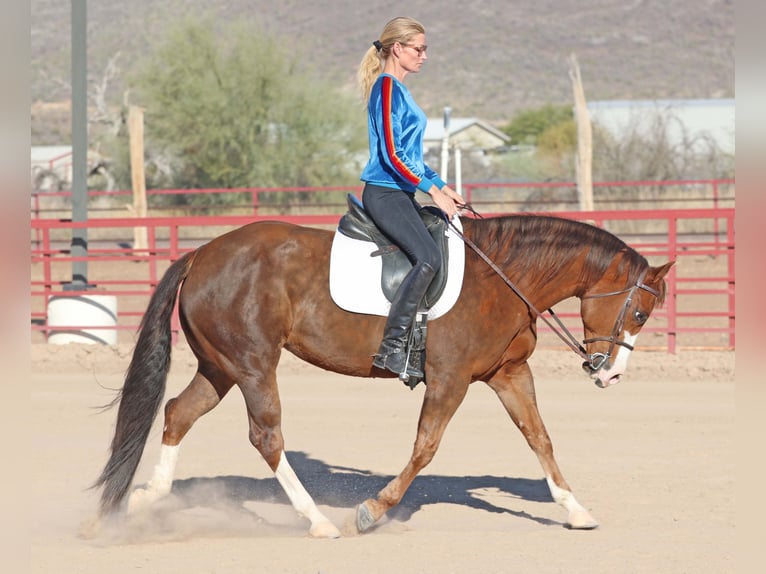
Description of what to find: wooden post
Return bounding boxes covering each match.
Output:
[128,105,148,252]
[569,54,594,212]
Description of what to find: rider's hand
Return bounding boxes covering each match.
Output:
[429,185,464,220]
[440,185,466,207]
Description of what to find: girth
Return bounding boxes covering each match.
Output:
[337,194,449,308]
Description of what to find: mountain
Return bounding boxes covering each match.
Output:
[31,0,734,128]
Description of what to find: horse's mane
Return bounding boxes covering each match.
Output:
[464,214,649,296]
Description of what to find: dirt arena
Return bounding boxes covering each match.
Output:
[30,340,733,574]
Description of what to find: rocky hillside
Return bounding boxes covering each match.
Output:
[31,0,734,138]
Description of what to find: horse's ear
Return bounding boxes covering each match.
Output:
[649,261,675,282]
[640,261,674,304]
[644,262,674,302]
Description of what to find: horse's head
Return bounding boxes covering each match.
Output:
[579,261,674,388]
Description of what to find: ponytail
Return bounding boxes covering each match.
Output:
[357,45,383,105]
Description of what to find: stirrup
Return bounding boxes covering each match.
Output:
[372,348,424,381]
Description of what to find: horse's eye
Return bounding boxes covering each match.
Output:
[633,310,648,325]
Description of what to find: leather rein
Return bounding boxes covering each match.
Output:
[446,212,660,372]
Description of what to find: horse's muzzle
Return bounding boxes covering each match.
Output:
[582,355,623,388]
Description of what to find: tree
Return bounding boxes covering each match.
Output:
[130,17,366,204]
[500,104,573,146]
[535,119,578,181]
[494,104,577,182]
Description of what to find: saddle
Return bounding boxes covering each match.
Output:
[337,194,449,309]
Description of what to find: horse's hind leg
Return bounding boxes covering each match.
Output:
[487,362,599,529]
[127,370,229,513]
[238,371,341,539]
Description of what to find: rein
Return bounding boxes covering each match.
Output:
[446,217,590,361]
[447,210,659,371]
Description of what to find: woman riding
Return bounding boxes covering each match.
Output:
[357,16,465,380]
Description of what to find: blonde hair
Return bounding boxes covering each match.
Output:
[356,16,426,104]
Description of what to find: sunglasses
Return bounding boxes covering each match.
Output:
[403,44,428,56]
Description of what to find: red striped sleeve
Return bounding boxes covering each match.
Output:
[381,76,421,186]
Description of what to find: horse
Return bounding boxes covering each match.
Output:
[93,212,673,538]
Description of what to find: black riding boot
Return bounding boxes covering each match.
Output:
[373,261,436,380]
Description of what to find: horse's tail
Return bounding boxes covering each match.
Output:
[93,250,195,515]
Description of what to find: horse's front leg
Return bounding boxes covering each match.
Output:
[487,362,599,529]
[356,378,470,533]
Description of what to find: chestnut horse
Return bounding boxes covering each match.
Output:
[94,214,672,538]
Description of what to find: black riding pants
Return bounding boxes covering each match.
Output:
[361,183,442,273]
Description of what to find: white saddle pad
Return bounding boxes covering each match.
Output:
[329,218,465,319]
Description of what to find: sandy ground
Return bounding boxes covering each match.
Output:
[30,342,734,573]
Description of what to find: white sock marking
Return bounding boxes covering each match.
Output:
[546,476,587,515]
[147,444,179,494]
[274,451,331,526]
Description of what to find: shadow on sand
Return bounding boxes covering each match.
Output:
[166,450,561,528]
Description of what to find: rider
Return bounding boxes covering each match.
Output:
[357,16,465,380]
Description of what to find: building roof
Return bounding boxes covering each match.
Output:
[424,117,509,152]
[425,117,509,141]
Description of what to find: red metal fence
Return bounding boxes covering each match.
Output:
[30,179,735,219]
[30,200,735,353]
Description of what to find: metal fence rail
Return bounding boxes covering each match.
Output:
[30,179,735,218]
[30,207,734,353]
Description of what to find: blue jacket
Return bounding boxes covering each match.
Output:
[360,74,446,194]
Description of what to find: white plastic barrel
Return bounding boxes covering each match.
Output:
[47,294,118,345]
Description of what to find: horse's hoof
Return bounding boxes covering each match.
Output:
[126,487,161,514]
[309,520,342,539]
[566,509,600,530]
[356,502,376,532]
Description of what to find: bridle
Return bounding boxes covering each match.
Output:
[447,216,660,372]
[578,268,660,371]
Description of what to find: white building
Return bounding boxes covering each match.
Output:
[587,99,735,155]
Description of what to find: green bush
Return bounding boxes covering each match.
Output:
[125,16,366,206]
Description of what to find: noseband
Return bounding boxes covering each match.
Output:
[448,218,660,373]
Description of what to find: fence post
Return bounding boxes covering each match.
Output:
[462,183,473,205]
[129,105,148,254]
[148,225,157,287]
[42,227,53,341]
[712,180,720,251]
[251,188,259,215]
[667,215,678,354]
[727,211,735,348]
